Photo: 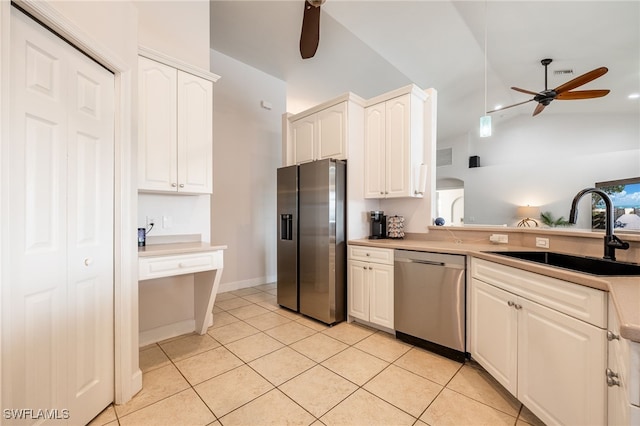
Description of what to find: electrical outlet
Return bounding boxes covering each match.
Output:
[489,234,509,244]
[536,237,550,248]
[146,216,155,228]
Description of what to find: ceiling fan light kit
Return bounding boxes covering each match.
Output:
[488,58,610,116]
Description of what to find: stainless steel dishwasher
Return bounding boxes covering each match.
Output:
[394,250,466,361]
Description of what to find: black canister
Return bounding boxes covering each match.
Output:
[137,227,146,247]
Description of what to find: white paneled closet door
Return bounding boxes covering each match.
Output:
[4,7,114,425]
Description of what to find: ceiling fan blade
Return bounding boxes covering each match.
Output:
[556,89,610,100]
[511,87,540,96]
[532,103,546,116]
[300,0,321,59]
[554,67,608,94]
[487,98,534,114]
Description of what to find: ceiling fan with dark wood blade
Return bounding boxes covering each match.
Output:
[300,0,325,59]
[488,58,610,116]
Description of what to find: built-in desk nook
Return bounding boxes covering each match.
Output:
[138,241,227,338]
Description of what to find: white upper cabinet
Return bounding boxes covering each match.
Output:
[138,55,216,194]
[292,101,346,164]
[364,86,427,199]
[284,94,365,166]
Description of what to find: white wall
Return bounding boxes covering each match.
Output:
[138,194,210,241]
[134,0,210,69]
[134,1,213,340]
[210,50,286,292]
[437,113,640,228]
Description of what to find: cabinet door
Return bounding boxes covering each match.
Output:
[177,71,213,194]
[385,94,412,198]
[316,102,347,160]
[470,278,518,395]
[138,56,178,192]
[348,260,369,322]
[369,263,394,329]
[518,298,606,426]
[291,117,315,164]
[364,103,386,198]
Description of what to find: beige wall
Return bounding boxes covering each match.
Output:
[48,1,139,66]
[210,49,286,291]
[135,0,210,69]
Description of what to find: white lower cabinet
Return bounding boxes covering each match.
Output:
[470,258,607,426]
[607,297,640,425]
[347,246,394,330]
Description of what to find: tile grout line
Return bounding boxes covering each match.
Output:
[133,284,532,426]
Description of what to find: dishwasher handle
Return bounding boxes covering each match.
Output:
[394,257,465,269]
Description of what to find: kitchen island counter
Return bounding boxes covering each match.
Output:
[349,237,640,342]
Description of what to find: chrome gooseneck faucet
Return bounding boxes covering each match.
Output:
[569,188,630,261]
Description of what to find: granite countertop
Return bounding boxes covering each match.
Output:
[138,242,227,258]
[349,238,640,343]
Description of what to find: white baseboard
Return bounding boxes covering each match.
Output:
[139,319,196,347]
[218,275,276,293]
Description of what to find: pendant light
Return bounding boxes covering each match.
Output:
[480,0,491,138]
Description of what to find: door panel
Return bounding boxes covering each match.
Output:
[67,42,115,421]
[138,57,177,191]
[470,279,518,395]
[5,7,115,424]
[177,71,212,193]
[364,104,385,198]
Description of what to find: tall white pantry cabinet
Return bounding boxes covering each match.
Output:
[138,55,215,194]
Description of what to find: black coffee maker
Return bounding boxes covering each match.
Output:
[369,211,387,239]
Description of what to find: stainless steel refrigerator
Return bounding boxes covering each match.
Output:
[276,159,346,325]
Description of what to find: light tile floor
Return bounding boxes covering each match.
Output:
[90,283,545,426]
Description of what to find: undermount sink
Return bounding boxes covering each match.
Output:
[486,251,640,276]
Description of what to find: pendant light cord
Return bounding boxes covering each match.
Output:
[483,0,488,115]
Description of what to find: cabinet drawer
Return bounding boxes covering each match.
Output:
[139,251,222,280]
[348,246,394,265]
[472,258,606,328]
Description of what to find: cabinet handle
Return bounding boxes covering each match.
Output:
[171,183,177,187]
[606,368,619,379]
[607,376,621,387]
[369,267,373,270]
[179,183,184,188]
[507,301,515,307]
[607,330,620,341]
[514,304,522,310]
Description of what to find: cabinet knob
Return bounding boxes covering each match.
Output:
[385,191,389,194]
[366,253,370,256]
[171,183,177,187]
[607,330,620,341]
[606,368,619,379]
[607,376,621,387]
[179,184,184,188]
[380,192,384,195]
[369,267,373,270]
[362,266,367,270]
[514,304,522,310]
[507,301,515,307]
[84,258,93,266]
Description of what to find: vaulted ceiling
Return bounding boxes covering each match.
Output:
[210,1,640,140]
